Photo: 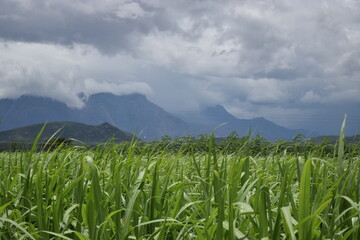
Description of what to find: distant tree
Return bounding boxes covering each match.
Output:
[250,134,271,155]
[195,134,209,152]
[223,131,240,153]
[10,142,20,152]
[161,135,172,143]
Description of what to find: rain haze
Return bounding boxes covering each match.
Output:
[0,0,359,135]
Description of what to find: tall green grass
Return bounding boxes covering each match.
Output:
[0,123,359,239]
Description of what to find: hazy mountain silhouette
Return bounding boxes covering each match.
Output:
[177,105,313,141]
[0,93,310,140]
[0,93,191,139]
[78,93,191,139]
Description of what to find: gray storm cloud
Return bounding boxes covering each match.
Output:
[0,0,359,134]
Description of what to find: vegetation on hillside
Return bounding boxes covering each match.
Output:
[0,122,134,151]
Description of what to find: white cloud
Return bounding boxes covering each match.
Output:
[245,78,287,104]
[0,42,152,108]
[301,91,322,103]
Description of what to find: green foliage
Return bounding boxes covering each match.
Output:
[0,129,359,239]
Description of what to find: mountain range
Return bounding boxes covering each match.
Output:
[0,93,311,141]
[176,105,310,141]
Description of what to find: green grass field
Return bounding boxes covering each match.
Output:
[0,122,359,239]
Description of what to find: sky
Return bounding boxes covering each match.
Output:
[0,0,359,135]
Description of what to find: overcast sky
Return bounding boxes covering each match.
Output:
[0,0,359,135]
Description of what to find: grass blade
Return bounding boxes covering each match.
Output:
[338,114,347,176]
[298,158,312,240]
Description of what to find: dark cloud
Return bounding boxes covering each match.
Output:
[0,0,359,135]
[0,0,171,54]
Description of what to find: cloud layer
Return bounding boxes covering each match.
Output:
[0,0,359,134]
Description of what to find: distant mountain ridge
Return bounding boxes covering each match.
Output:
[176,105,312,141]
[0,93,191,139]
[0,121,133,145]
[0,93,310,140]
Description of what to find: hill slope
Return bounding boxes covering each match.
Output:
[0,121,133,145]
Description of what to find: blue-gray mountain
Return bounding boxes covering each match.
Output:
[175,105,314,141]
[0,93,190,140]
[0,93,311,141]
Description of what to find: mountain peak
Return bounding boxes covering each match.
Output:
[202,105,238,123]
[99,122,114,128]
[206,105,227,112]
[253,117,266,122]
